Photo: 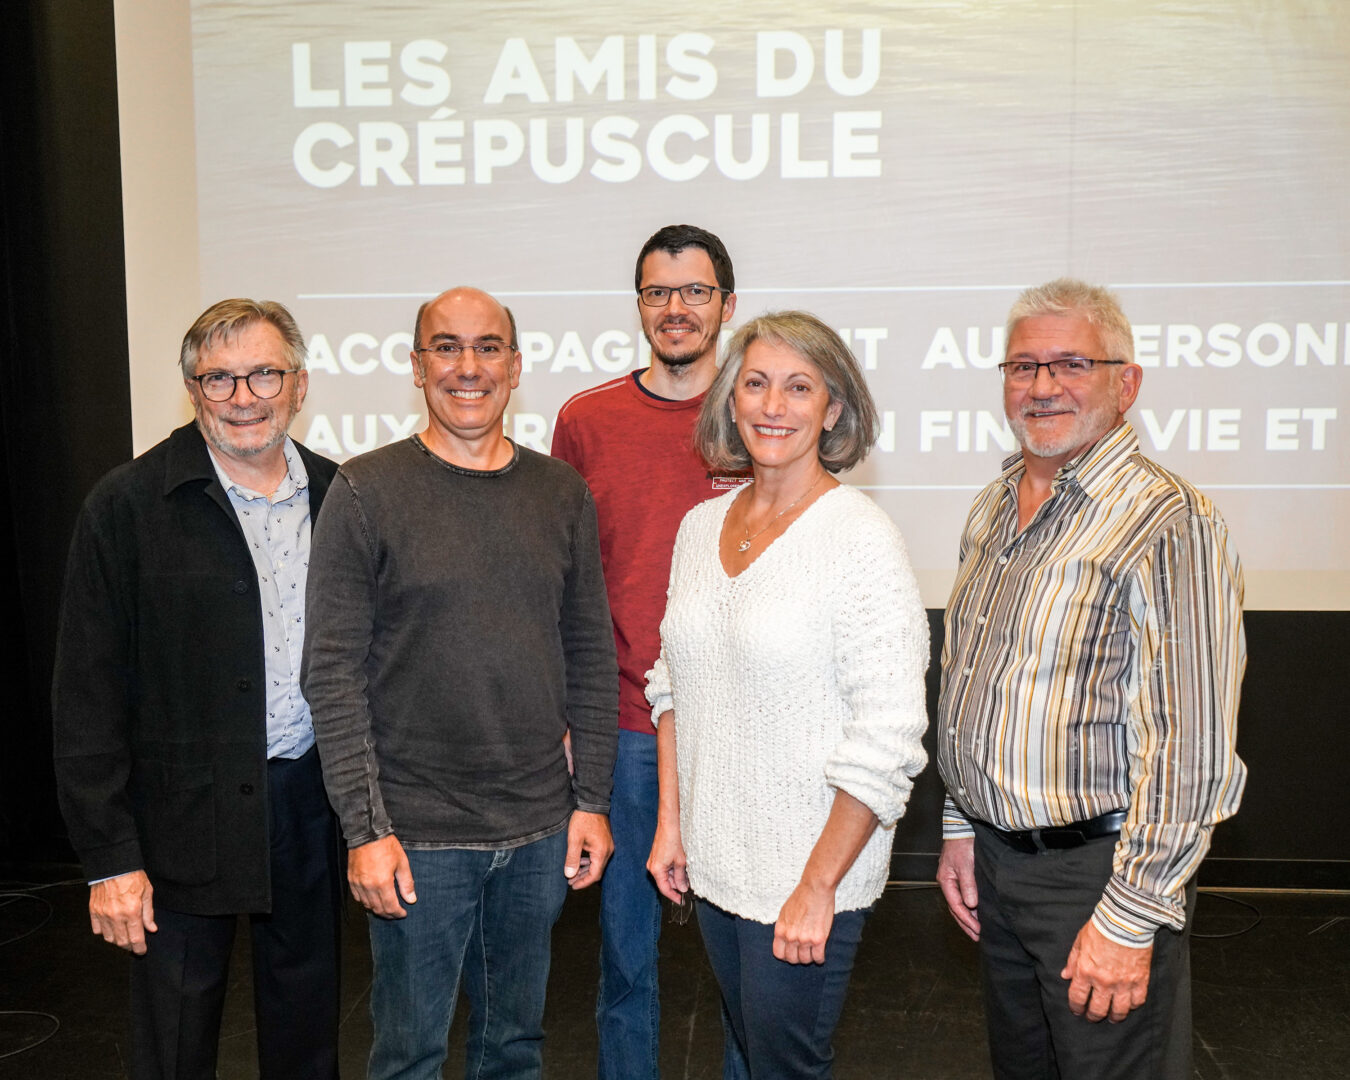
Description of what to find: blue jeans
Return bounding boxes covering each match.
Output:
[696,899,867,1080]
[596,729,663,1080]
[367,829,569,1080]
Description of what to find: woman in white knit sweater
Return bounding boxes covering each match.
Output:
[645,311,929,1078]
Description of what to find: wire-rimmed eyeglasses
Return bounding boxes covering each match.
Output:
[415,341,517,365]
[997,357,1126,385]
[638,283,729,307]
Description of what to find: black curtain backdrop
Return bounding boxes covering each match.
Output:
[2,0,132,858]
[0,0,1345,888]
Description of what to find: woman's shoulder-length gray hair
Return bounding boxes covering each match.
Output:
[694,310,880,474]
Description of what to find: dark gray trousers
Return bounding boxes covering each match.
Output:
[972,822,1195,1080]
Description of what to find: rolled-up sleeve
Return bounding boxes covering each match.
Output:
[824,515,930,828]
[644,654,674,725]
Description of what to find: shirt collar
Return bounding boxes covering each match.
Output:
[998,422,1140,501]
[207,436,309,502]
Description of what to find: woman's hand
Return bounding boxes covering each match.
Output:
[647,817,689,904]
[772,789,880,964]
[773,880,836,964]
[648,707,689,904]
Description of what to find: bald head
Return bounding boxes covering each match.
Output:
[414,287,517,352]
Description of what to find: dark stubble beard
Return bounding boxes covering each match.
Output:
[644,307,721,374]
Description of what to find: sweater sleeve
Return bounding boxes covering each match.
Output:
[645,502,697,723]
[823,504,930,828]
[301,471,393,847]
[645,655,673,724]
[560,486,619,814]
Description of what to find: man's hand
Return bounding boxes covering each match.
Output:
[1061,919,1154,1022]
[773,881,834,965]
[89,871,156,955]
[348,834,416,918]
[564,810,612,890]
[937,838,980,941]
[646,818,689,905]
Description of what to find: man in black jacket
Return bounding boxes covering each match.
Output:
[52,299,343,1080]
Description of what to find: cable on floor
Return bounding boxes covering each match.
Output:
[0,1012,61,1061]
[1191,891,1262,939]
[0,880,82,1061]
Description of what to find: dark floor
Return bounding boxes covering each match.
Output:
[0,867,1347,1079]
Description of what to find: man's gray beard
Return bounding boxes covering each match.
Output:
[1010,398,1120,460]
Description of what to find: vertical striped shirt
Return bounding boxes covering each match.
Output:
[937,423,1247,946]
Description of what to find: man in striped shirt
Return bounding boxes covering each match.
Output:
[936,278,1247,1080]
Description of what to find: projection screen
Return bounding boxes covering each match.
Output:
[115,0,1350,609]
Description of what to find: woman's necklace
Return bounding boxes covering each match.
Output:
[737,473,827,553]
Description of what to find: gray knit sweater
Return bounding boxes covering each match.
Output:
[303,437,617,848]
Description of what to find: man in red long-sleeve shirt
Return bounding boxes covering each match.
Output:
[552,225,744,1080]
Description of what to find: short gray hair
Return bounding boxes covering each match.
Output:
[1006,278,1133,364]
[694,311,880,474]
[179,299,306,375]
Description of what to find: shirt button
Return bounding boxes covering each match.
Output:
[958,786,967,795]
[976,615,986,625]
[236,678,252,692]
[962,667,972,676]
[948,726,957,735]
[231,580,249,594]
[998,556,1009,565]
[239,783,254,795]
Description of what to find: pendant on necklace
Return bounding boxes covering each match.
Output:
[737,539,752,552]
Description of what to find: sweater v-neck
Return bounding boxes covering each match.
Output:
[715,483,843,580]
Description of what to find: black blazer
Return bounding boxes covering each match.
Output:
[52,423,338,915]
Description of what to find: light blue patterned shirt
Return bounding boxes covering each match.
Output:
[209,438,316,760]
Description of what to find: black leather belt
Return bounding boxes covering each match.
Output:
[978,809,1127,854]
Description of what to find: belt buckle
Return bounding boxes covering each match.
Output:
[1038,828,1085,851]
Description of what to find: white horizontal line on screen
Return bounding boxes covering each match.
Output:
[857,483,1350,492]
[295,280,1350,301]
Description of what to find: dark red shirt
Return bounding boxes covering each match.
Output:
[552,372,745,734]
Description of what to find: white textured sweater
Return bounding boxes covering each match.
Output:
[647,484,929,923]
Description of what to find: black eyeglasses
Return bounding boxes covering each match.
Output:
[188,368,302,402]
[638,283,728,307]
[415,341,517,364]
[998,357,1125,385]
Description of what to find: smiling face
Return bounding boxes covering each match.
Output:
[185,320,308,468]
[731,339,843,478]
[412,288,521,464]
[636,247,736,372]
[1004,313,1141,471]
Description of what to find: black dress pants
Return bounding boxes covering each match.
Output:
[130,746,343,1080]
[972,822,1195,1080]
